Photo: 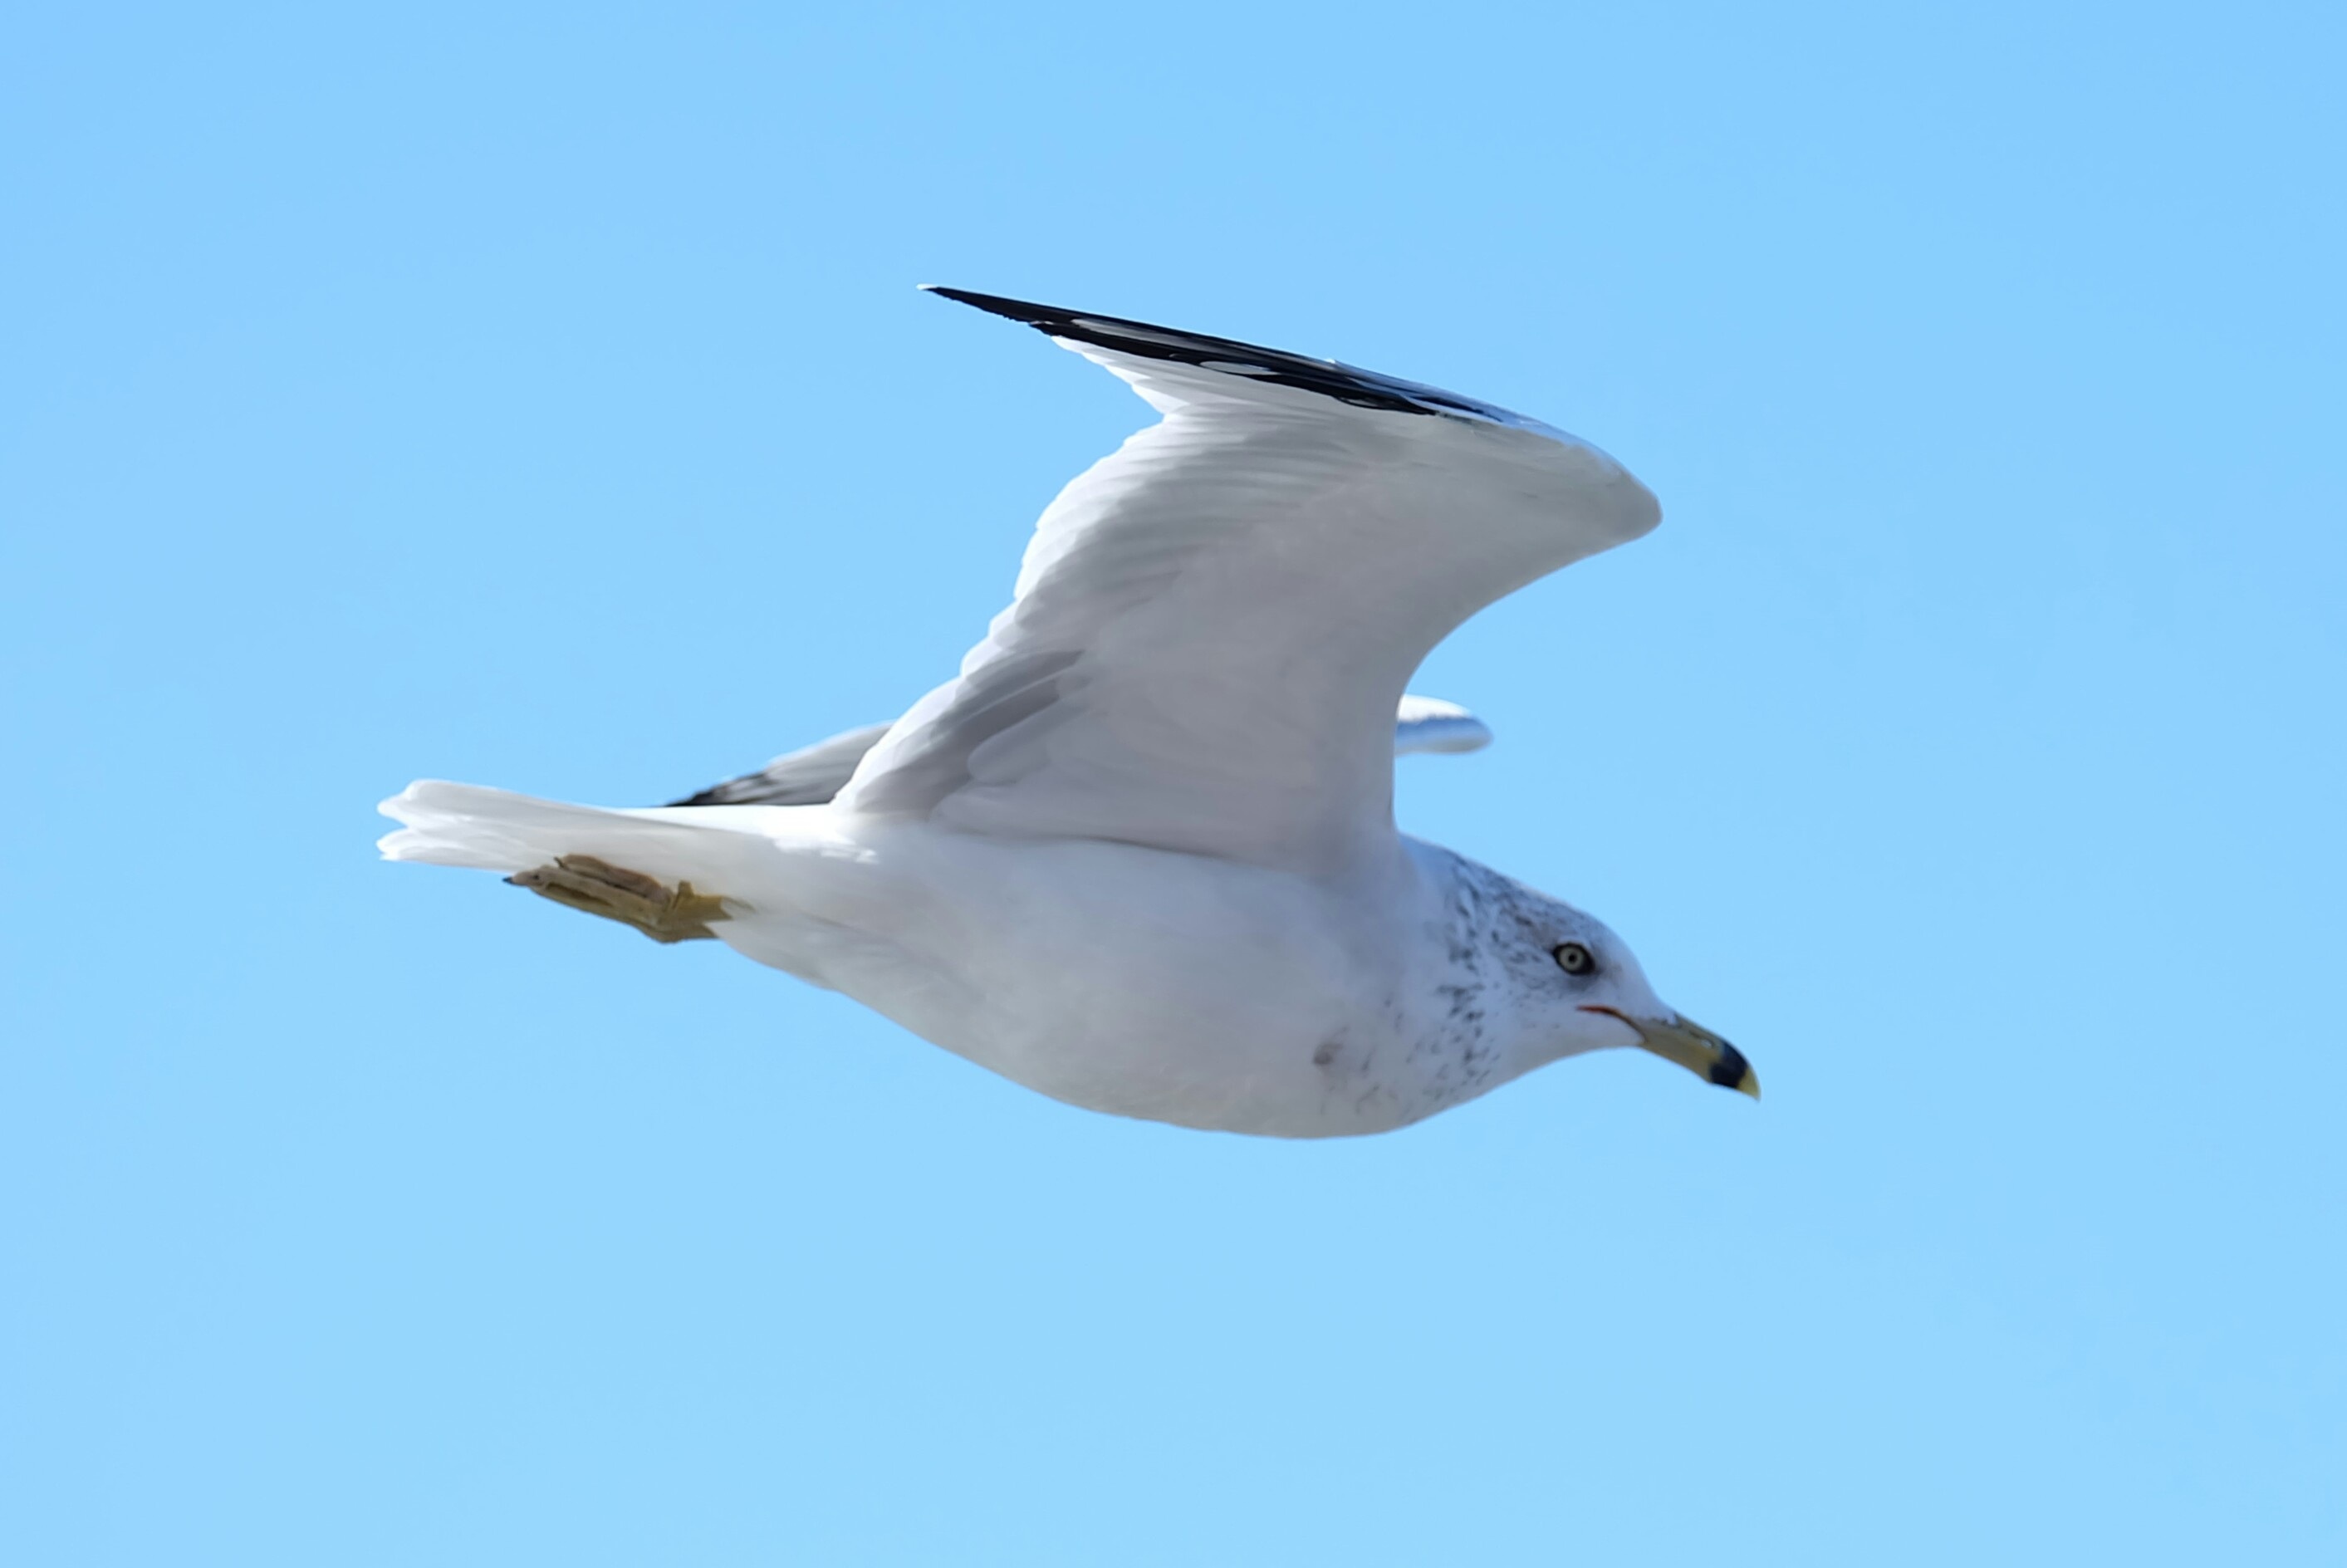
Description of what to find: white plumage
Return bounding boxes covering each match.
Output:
[381,288,1754,1135]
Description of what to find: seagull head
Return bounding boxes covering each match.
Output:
[1472,872,1759,1099]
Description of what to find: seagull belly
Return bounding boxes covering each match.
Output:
[805,827,1463,1138]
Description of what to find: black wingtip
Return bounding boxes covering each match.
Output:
[920,285,1072,331]
[917,287,1534,426]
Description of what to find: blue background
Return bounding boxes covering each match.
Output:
[5,3,2341,1562]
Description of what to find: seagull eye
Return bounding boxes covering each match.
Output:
[1553,942,1595,976]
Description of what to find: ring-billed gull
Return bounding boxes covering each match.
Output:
[380,287,1757,1137]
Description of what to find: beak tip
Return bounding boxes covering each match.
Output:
[1619,1012,1761,1102]
[1706,1041,1759,1101]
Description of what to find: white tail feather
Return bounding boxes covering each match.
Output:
[377,781,777,889]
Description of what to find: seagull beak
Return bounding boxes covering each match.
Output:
[1581,1007,1761,1099]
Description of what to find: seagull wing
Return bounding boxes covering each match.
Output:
[668,723,896,807]
[839,289,1659,875]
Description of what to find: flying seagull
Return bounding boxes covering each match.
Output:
[380,287,1756,1136]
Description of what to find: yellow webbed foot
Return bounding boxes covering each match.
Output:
[507,855,730,944]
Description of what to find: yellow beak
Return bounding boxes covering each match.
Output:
[1584,1007,1761,1099]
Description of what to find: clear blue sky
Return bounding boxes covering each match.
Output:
[4,3,2341,1563]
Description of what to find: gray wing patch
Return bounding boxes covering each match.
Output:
[843,649,1085,818]
[668,723,892,807]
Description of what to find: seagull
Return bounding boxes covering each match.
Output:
[380,287,1757,1137]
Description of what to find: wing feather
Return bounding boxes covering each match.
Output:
[840,292,1658,873]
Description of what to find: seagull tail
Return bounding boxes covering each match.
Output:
[375,780,773,888]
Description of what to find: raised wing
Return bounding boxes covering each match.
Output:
[668,723,894,807]
[1393,695,1492,757]
[839,289,1659,875]
[674,698,1492,810]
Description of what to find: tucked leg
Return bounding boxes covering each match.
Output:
[507,855,730,944]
